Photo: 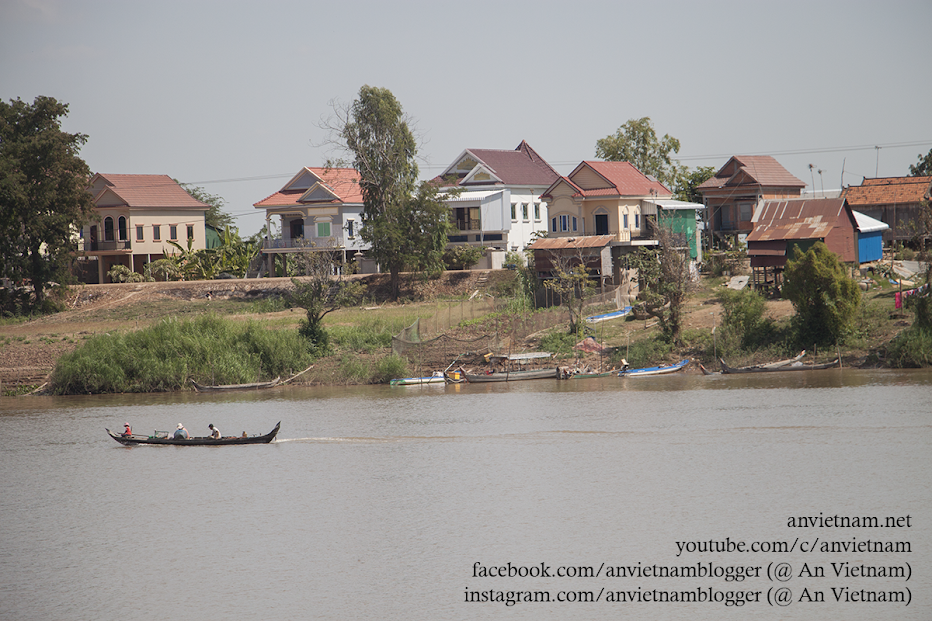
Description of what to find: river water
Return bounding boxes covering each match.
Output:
[1,369,930,620]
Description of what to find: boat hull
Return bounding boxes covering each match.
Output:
[720,359,839,374]
[464,368,558,382]
[106,422,281,446]
[390,376,446,386]
[619,359,690,377]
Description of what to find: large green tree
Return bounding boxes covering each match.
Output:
[674,165,716,203]
[0,96,95,309]
[338,85,451,299]
[178,182,234,229]
[782,241,861,347]
[595,117,684,189]
[908,148,932,176]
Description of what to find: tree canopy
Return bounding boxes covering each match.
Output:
[337,85,451,299]
[0,96,95,310]
[178,182,234,230]
[595,117,683,190]
[782,241,860,347]
[908,148,932,176]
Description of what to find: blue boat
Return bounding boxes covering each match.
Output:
[584,306,633,324]
[619,359,690,377]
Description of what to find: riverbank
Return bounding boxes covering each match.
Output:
[0,269,912,394]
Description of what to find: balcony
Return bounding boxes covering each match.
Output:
[83,240,131,252]
[262,236,346,250]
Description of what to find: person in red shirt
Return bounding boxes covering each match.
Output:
[121,423,132,437]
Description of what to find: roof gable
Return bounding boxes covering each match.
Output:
[748,198,851,242]
[433,140,560,187]
[254,167,363,208]
[698,156,806,192]
[89,173,209,210]
[569,161,672,197]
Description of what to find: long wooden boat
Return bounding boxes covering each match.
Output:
[106,422,281,446]
[585,306,633,324]
[619,359,690,377]
[720,358,839,374]
[191,377,281,391]
[569,369,617,379]
[464,368,558,382]
[701,351,806,375]
[390,373,446,386]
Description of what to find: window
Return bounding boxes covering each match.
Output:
[169,225,178,240]
[104,217,114,241]
[551,217,557,232]
[623,214,628,229]
[136,225,144,241]
[118,216,127,241]
[560,215,568,231]
[635,214,640,229]
[522,203,528,221]
[572,217,577,232]
[187,225,194,240]
[153,225,161,241]
[534,203,540,220]
[511,204,516,221]
[739,202,753,221]
[317,222,331,237]
[346,220,355,238]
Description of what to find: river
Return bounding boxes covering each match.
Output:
[1,368,930,620]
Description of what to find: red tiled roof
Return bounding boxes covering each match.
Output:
[433,141,560,187]
[254,167,363,207]
[842,176,932,206]
[698,156,806,191]
[564,161,671,198]
[747,198,849,242]
[91,174,209,209]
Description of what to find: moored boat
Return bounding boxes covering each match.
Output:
[584,306,633,324]
[701,351,806,375]
[464,368,558,382]
[106,422,281,446]
[720,358,839,374]
[191,377,281,391]
[619,359,690,377]
[390,372,446,386]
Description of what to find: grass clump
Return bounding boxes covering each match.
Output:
[48,314,315,394]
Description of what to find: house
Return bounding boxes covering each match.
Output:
[841,176,932,246]
[644,199,706,262]
[746,198,857,291]
[697,156,806,247]
[541,160,671,243]
[79,173,210,283]
[253,167,367,275]
[432,141,560,255]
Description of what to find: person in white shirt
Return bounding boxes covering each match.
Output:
[208,424,221,439]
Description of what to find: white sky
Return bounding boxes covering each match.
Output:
[2,0,930,237]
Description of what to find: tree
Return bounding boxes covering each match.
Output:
[0,96,95,311]
[178,182,234,230]
[674,165,716,203]
[628,221,692,342]
[543,248,594,335]
[908,148,932,177]
[595,117,684,189]
[782,241,861,347]
[322,86,453,299]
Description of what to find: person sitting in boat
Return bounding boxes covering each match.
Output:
[208,424,221,440]
[173,423,189,439]
[121,422,132,437]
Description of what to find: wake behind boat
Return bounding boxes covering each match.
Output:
[106,422,281,446]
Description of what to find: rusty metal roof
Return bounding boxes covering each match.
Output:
[529,235,616,250]
[747,198,849,242]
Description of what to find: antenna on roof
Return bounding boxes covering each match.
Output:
[874,146,881,177]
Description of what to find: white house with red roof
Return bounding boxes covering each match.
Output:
[80,173,210,283]
[253,167,367,275]
[432,141,560,254]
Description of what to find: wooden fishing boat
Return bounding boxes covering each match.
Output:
[191,377,281,391]
[569,369,617,379]
[700,351,806,375]
[720,358,839,374]
[106,422,281,446]
[464,368,558,382]
[390,372,446,386]
[584,306,633,324]
[619,359,690,377]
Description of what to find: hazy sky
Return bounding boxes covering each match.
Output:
[2,0,930,236]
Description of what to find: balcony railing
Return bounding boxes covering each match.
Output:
[83,240,131,252]
[262,236,347,250]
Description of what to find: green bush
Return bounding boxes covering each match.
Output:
[49,314,315,394]
[372,354,409,384]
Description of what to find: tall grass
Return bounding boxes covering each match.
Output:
[327,315,415,353]
[49,314,315,394]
